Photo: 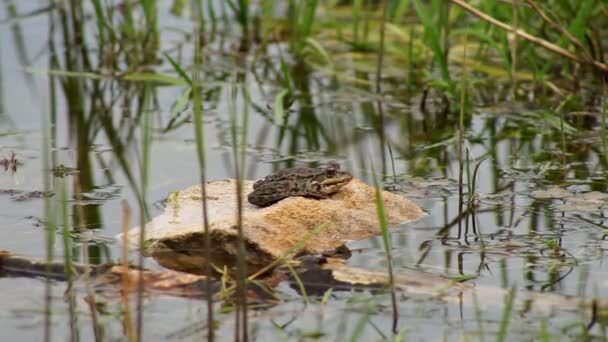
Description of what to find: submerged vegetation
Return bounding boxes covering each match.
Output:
[1,0,608,340]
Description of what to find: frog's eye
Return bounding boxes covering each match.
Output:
[326,166,337,177]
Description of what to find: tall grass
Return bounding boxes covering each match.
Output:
[373,0,398,331]
[227,0,250,39]
[59,178,80,340]
[352,0,363,44]
[288,0,319,55]
[412,0,452,93]
[601,80,607,161]
[229,77,250,341]
[134,84,153,341]
[191,17,215,341]
[43,8,59,342]
[496,289,515,342]
[373,177,399,333]
[120,202,136,342]
[43,69,57,342]
[456,34,467,239]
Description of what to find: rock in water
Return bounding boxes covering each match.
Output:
[120,178,424,274]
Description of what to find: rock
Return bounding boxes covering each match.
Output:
[120,178,424,274]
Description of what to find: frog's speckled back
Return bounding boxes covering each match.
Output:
[248,163,352,207]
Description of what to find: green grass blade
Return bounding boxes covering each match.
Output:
[300,0,318,40]
[305,38,333,66]
[412,0,451,87]
[164,52,192,85]
[26,68,190,86]
[274,89,289,126]
[373,172,399,333]
[353,0,363,43]
[497,289,515,342]
[168,86,192,121]
[392,0,410,22]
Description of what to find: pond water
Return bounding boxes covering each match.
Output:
[1,2,607,341]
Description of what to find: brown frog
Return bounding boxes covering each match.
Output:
[248,163,353,207]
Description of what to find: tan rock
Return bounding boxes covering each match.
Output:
[121,178,424,274]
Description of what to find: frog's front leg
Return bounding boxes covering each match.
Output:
[297,191,329,200]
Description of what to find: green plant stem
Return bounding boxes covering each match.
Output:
[192,24,215,341]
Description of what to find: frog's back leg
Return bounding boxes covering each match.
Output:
[248,180,293,207]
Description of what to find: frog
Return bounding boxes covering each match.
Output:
[247,163,353,207]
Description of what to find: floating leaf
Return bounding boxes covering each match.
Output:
[555,197,601,212]
[530,186,573,199]
[582,191,608,202]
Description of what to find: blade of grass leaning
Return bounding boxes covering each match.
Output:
[321,288,333,304]
[168,86,192,121]
[26,67,190,86]
[284,262,309,305]
[349,309,371,342]
[191,25,215,341]
[247,223,329,280]
[373,173,399,333]
[164,52,193,85]
[541,110,578,135]
[122,73,190,86]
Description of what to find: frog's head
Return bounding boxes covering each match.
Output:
[317,163,353,195]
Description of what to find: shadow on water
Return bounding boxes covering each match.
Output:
[0,1,608,340]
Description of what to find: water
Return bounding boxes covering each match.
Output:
[1,2,607,340]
